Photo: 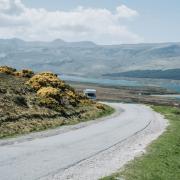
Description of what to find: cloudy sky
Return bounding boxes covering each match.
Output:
[0,0,179,44]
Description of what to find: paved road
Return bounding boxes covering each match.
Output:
[0,103,155,180]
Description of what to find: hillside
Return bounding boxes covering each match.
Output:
[0,66,113,138]
[104,69,180,80]
[0,39,180,78]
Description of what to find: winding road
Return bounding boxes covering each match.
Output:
[0,103,158,180]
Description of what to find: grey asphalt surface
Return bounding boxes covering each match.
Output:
[0,103,154,180]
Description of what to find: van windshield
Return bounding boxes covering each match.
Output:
[87,93,96,97]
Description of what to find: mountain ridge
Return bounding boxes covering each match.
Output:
[0,38,180,78]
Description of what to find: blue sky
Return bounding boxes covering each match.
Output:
[0,0,179,44]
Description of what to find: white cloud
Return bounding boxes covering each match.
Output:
[0,0,25,15]
[0,0,143,44]
[116,5,138,18]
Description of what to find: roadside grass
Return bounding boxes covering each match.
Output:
[63,104,115,126]
[100,105,180,180]
[0,104,115,139]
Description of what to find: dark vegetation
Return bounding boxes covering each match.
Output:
[104,69,180,80]
[101,105,180,180]
[0,66,114,138]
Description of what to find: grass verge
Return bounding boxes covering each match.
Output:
[64,104,115,126]
[0,104,115,139]
[100,105,180,180]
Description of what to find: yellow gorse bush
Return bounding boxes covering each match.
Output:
[37,87,61,99]
[0,66,93,108]
[0,66,16,75]
[0,66,34,78]
[96,103,105,110]
[26,72,65,91]
[65,90,77,98]
[26,71,86,107]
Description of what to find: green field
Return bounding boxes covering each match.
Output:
[101,105,180,180]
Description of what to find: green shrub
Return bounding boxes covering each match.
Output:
[38,97,59,108]
[14,69,34,78]
[13,95,27,107]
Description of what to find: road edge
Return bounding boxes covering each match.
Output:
[0,102,121,146]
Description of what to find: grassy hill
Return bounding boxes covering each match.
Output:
[0,66,114,138]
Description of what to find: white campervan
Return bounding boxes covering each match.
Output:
[83,89,96,100]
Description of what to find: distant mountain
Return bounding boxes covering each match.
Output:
[50,39,97,47]
[0,38,180,79]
